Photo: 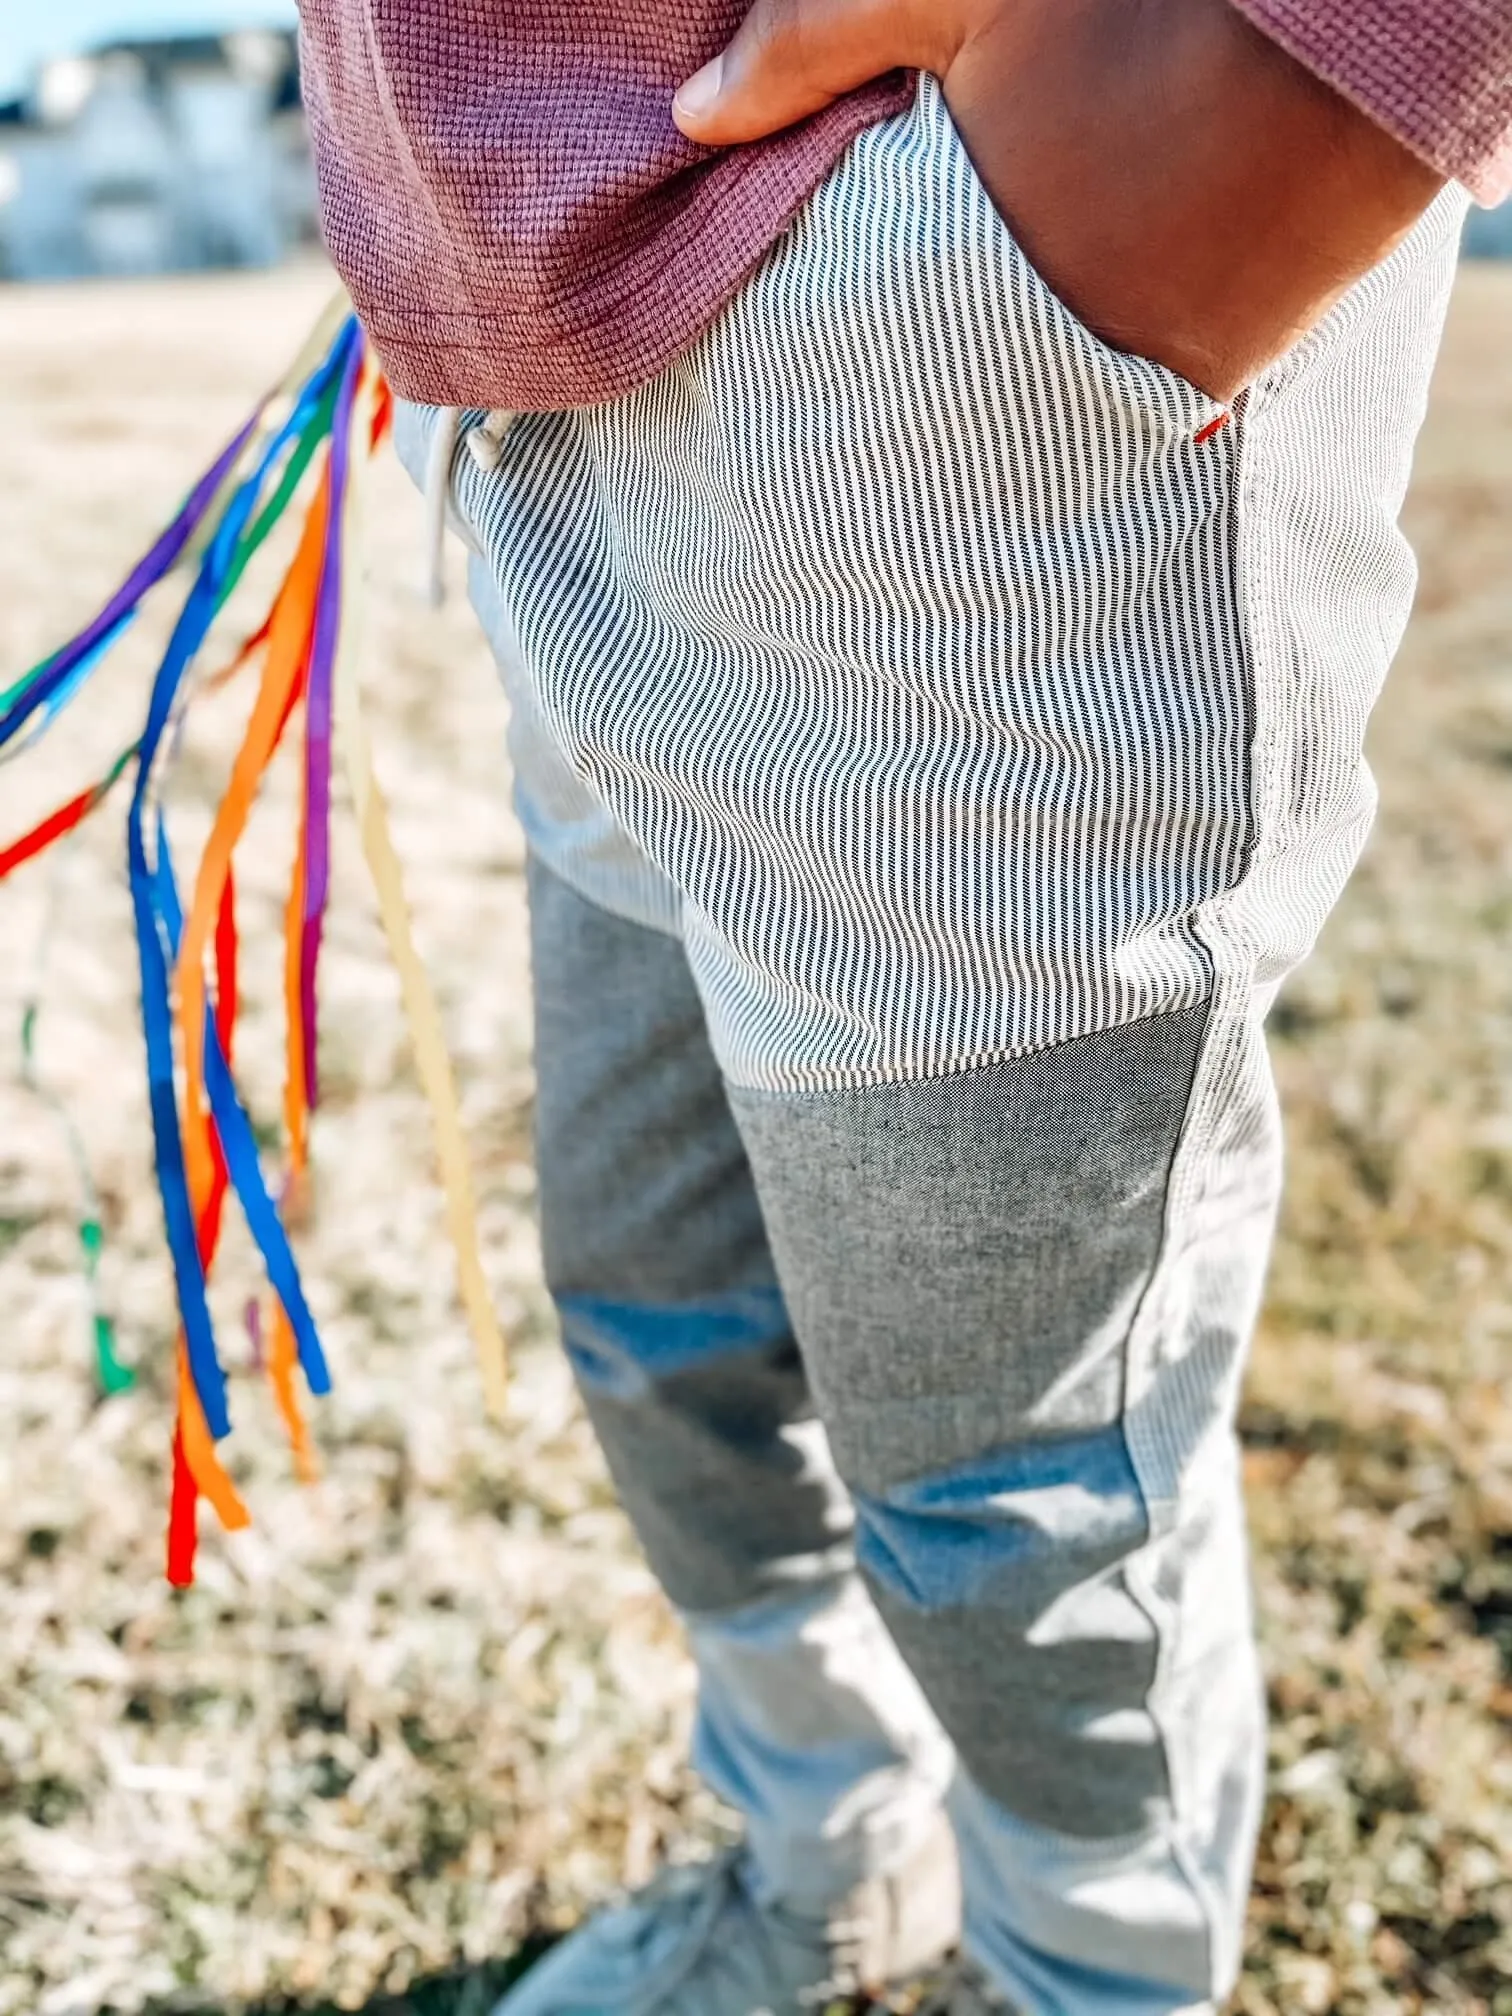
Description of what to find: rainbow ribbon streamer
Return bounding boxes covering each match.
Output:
[2,303,507,1584]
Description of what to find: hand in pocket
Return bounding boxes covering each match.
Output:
[673,0,1446,400]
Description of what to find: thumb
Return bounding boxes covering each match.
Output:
[673,0,950,147]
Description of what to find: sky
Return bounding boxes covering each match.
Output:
[0,0,297,102]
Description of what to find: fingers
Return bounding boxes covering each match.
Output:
[673,0,956,147]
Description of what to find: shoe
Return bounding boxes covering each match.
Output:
[913,1955,1022,2013]
[491,1815,960,2014]
[915,1953,1223,2015]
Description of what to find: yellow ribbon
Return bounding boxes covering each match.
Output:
[335,362,510,1418]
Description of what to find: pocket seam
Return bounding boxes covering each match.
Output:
[922,75,1223,423]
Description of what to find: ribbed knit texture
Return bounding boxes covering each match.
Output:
[1231,0,1512,201]
[296,0,910,410]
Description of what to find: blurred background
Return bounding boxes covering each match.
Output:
[1,11,1511,2016]
[0,4,310,281]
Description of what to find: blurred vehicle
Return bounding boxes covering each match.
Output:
[0,29,317,280]
[1463,201,1512,257]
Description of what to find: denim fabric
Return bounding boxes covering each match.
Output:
[529,856,847,1616]
[730,1014,1280,2003]
[688,1577,956,1907]
[528,858,953,1906]
[526,854,1273,2011]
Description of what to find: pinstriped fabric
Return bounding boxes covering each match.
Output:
[1214,182,1466,998]
[1116,184,1468,1532]
[467,553,685,939]
[450,76,1465,1095]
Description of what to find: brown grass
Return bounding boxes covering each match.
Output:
[0,264,1509,2016]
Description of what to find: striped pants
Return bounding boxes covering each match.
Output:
[403,75,1466,2016]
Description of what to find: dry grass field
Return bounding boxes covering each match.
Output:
[1,264,1510,2016]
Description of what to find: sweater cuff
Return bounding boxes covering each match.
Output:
[1229,0,1512,204]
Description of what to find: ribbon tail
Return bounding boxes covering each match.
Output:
[334,366,509,1419]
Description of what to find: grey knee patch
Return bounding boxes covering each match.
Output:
[728,1007,1208,1491]
[850,1424,1162,1839]
[727,1009,1217,1839]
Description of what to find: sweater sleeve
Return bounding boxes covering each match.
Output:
[1229,0,1512,203]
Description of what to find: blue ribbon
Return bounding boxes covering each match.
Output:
[150,819,329,1401]
[122,322,355,1438]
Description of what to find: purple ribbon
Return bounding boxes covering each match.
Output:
[298,340,362,1108]
[0,418,259,746]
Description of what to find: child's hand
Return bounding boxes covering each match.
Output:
[673,0,1445,402]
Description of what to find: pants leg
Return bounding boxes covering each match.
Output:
[728,999,1282,2013]
[526,853,953,1903]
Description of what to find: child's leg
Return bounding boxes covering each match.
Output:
[525,851,954,1906]
[729,1002,1280,2012]
[393,418,957,1929]
[438,73,1464,2015]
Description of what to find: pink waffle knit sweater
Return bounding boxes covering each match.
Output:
[297,0,1512,413]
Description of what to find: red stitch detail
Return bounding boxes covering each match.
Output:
[1194,412,1232,446]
